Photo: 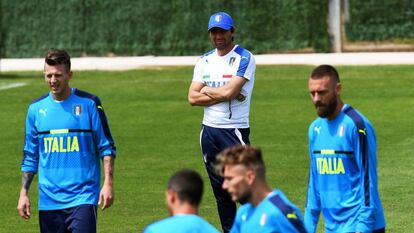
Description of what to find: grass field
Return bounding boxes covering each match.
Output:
[0,65,413,232]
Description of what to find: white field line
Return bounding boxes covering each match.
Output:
[0,82,27,91]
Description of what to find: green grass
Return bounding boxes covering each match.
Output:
[0,65,413,232]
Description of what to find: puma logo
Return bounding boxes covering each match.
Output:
[39,109,47,116]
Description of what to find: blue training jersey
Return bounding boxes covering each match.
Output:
[305,104,385,233]
[21,88,116,210]
[143,214,220,233]
[231,189,307,233]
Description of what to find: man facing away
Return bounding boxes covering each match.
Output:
[305,64,386,233]
[143,169,220,233]
[188,11,256,232]
[216,145,307,233]
[17,48,116,233]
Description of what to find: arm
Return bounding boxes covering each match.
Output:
[304,129,321,233]
[99,155,115,210]
[354,123,377,232]
[200,76,247,101]
[17,172,35,219]
[18,106,39,220]
[304,167,321,233]
[90,97,117,210]
[188,81,221,106]
[202,50,254,102]
[188,56,220,106]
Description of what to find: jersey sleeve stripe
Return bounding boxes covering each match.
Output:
[30,93,49,104]
[73,89,116,148]
[269,194,307,233]
[234,46,251,77]
[201,49,215,58]
[344,105,370,206]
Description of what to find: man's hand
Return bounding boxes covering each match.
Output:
[18,172,35,220]
[236,93,246,101]
[17,194,31,219]
[99,155,115,210]
[98,184,114,210]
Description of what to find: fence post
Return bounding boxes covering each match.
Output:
[328,0,342,53]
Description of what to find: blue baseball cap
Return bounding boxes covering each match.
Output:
[208,12,234,31]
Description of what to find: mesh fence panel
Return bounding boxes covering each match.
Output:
[346,0,414,41]
[1,0,412,58]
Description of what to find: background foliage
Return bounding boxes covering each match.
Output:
[1,0,326,57]
[0,0,413,58]
[346,0,414,41]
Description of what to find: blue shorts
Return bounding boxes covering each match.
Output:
[39,204,97,233]
[200,124,250,233]
[200,125,250,164]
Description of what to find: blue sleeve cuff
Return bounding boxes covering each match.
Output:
[21,166,38,173]
[100,150,116,158]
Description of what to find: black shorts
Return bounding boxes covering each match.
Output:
[200,125,250,164]
[39,204,97,233]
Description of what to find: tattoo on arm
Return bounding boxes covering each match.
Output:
[22,172,35,192]
[103,156,115,183]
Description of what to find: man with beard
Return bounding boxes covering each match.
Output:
[188,11,255,233]
[305,65,386,233]
[216,145,306,233]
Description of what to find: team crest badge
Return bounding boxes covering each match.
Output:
[259,213,267,226]
[338,125,345,137]
[74,105,82,116]
[215,15,222,22]
[229,57,236,66]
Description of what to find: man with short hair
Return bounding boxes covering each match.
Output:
[305,64,386,233]
[143,169,220,233]
[17,48,116,233]
[188,11,256,232]
[216,145,307,233]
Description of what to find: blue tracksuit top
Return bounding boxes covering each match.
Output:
[21,88,116,210]
[305,104,385,233]
[231,189,307,233]
[143,214,220,233]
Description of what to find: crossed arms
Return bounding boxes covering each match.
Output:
[188,75,247,106]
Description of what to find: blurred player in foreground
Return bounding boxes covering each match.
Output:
[18,48,116,233]
[305,64,386,232]
[143,169,220,233]
[216,145,307,233]
[188,11,256,232]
